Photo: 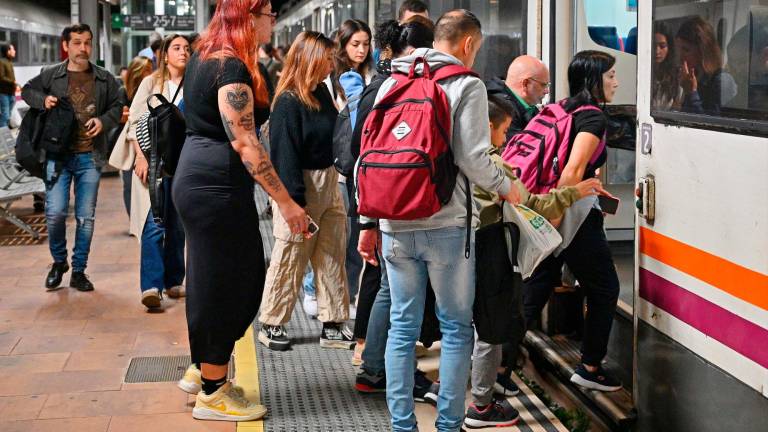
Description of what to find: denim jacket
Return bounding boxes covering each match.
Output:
[21,60,123,168]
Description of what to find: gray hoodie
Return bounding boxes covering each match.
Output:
[361,48,511,233]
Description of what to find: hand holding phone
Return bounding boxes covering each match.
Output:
[598,194,620,215]
[304,216,319,238]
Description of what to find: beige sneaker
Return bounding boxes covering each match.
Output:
[192,381,267,422]
[178,364,245,396]
[166,285,186,299]
[141,288,162,310]
[178,363,202,394]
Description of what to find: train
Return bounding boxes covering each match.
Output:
[274,0,768,431]
[0,1,69,87]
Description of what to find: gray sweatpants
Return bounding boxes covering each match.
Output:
[470,333,502,406]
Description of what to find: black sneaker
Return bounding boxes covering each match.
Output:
[69,272,94,292]
[463,399,520,429]
[258,324,290,351]
[319,322,355,349]
[413,370,438,406]
[570,364,622,392]
[45,262,69,291]
[493,373,520,397]
[355,368,386,393]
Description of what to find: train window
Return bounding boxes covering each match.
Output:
[652,1,768,127]
[335,0,368,26]
[584,0,638,55]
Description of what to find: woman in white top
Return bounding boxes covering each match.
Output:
[109,34,190,310]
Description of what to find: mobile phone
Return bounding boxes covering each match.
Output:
[598,195,620,215]
[306,217,319,237]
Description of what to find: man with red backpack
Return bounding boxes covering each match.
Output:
[356,10,519,432]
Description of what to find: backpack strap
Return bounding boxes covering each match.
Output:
[170,78,184,104]
[431,65,479,82]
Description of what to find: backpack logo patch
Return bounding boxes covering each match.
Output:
[391,121,412,140]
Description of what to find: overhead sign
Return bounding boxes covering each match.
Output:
[120,14,196,31]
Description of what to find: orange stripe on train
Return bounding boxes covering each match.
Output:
[639,227,768,311]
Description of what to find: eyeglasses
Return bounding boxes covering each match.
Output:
[252,11,278,22]
[527,77,551,88]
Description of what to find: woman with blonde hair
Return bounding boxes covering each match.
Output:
[171,0,307,422]
[675,16,737,114]
[109,34,190,311]
[258,31,354,352]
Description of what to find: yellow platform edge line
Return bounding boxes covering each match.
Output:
[235,325,264,432]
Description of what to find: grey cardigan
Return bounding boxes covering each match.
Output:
[21,60,123,167]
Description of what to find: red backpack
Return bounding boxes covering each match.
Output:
[355,58,477,220]
[501,101,606,194]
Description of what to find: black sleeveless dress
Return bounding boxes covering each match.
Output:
[172,54,271,365]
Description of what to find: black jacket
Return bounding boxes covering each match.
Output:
[485,77,539,141]
[21,60,122,167]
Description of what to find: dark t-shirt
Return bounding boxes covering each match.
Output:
[568,108,607,179]
[183,53,255,141]
[68,69,96,153]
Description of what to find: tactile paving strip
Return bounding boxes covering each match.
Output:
[124,355,233,383]
[254,307,391,431]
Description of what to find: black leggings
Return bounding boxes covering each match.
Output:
[353,255,383,339]
[522,209,620,366]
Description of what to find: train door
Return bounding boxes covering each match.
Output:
[633,1,768,431]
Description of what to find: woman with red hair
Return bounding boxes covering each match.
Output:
[171,0,308,422]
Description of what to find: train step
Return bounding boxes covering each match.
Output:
[524,329,637,430]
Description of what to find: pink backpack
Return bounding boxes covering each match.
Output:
[501,101,606,194]
[356,58,477,220]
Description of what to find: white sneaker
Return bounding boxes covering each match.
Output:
[303,294,318,317]
[192,381,266,422]
[177,364,245,397]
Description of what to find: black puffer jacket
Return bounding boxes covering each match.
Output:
[485,77,539,141]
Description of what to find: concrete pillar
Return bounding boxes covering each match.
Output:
[196,0,210,33]
[74,0,102,63]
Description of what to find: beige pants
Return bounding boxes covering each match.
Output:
[259,167,350,325]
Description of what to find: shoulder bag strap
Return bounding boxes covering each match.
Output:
[170,78,184,104]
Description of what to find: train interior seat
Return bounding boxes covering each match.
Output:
[625,27,638,55]
[588,26,621,51]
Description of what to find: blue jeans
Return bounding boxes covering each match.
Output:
[140,178,185,292]
[0,93,14,128]
[45,153,101,273]
[303,265,316,297]
[383,227,475,432]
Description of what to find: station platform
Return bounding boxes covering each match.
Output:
[0,176,566,432]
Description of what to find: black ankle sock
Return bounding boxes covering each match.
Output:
[195,362,201,370]
[201,376,227,395]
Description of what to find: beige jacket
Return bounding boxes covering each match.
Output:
[108,74,180,238]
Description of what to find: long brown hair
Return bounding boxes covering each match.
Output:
[273,31,335,111]
[332,19,372,100]
[125,56,152,101]
[676,16,722,75]
[152,34,189,95]
[195,0,271,107]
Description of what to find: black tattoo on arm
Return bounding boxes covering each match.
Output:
[238,112,254,131]
[220,112,235,141]
[244,160,283,192]
[225,84,249,112]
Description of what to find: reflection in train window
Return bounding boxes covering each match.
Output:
[652,0,768,121]
[584,0,638,55]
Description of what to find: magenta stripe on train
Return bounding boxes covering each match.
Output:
[639,268,768,369]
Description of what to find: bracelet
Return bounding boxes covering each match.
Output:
[359,222,377,230]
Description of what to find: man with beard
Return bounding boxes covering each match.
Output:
[22,23,122,292]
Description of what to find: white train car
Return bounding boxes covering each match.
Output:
[274,0,768,430]
[0,1,69,87]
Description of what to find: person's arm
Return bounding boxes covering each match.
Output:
[557,131,600,187]
[21,68,50,110]
[218,83,308,234]
[95,74,123,134]
[268,94,307,207]
[451,79,517,202]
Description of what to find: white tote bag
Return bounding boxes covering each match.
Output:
[503,203,563,279]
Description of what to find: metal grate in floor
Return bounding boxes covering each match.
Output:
[254,307,391,432]
[124,355,233,383]
[254,186,274,264]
